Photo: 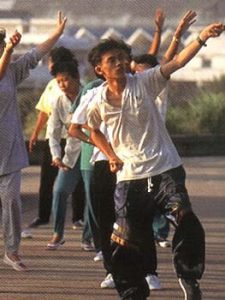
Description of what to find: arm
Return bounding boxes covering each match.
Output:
[0,31,21,79]
[29,111,48,152]
[161,10,197,64]
[161,22,225,78]
[68,123,94,144]
[148,8,165,56]
[36,11,67,56]
[90,128,123,173]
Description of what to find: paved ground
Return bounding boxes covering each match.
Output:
[0,156,225,300]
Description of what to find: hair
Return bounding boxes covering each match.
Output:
[132,54,159,67]
[51,60,79,79]
[88,38,132,67]
[49,46,77,65]
[0,27,6,44]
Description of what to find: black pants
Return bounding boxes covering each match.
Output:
[111,165,205,300]
[38,139,84,223]
[93,160,116,273]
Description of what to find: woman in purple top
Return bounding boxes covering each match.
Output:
[0,11,67,271]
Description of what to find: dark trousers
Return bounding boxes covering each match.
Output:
[38,139,84,223]
[111,165,205,300]
[93,160,116,273]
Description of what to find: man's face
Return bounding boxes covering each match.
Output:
[95,49,128,80]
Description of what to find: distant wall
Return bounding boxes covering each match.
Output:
[25,135,225,165]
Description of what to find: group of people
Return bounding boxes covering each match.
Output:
[0,8,224,300]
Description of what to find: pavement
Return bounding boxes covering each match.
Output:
[0,156,225,300]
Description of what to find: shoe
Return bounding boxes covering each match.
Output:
[3,253,28,272]
[72,220,84,230]
[178,278,202,300]
[47,237,65,250]
[21,229,33,239]
[93,251,103,262]
[156,238,171,248]
[28,217,48,228]
[145,274,161,290]
[81,241,95,252]
[100,273,115,289]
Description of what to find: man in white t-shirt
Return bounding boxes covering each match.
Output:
[86,23,224,300]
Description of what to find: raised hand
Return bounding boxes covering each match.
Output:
[5,30,21,52]
[174,10,197,39]
[199,23,224,41]
[154,8,166,31]
[55,11,67,36]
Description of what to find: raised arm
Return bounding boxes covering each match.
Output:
[148,8,165,56]
[36,11,67,56]
[162,10,197,64]
[0,31,21,79]
[161,22,225,78]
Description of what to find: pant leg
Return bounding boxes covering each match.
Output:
[93,160,116,274]
[111,179,155,300]
[52,159,81,239]
[38,139,66,222]
[0,171,22,254]
[38,139,58,222]
[71,177,85,223]
[152,210,170,240]
[153,165,205,280]
[81,170,97,245]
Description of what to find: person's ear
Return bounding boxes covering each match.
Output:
[95,65,103,76]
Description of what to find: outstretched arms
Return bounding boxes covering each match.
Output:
[161,22,225,78]
[162,10,197,64]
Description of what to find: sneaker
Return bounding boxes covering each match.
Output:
[3,253,28,272]
[145,274,161,290]
[81,241,95,252]
[100,273,115,289]
[21,229,33,239]
[47,237,65,250]
[93,251,103,262]
[28,217,48,228]
[72,220,84,230]
[156,238,171,248]
[178,278,202,300]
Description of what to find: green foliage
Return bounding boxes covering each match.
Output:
[166,91,225,135]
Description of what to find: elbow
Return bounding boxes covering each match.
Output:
[68,124,79,138]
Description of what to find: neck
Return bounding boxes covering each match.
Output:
[107,77,126,96]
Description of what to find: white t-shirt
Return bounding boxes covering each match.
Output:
[71,86,108,164]
[87,66,182,182]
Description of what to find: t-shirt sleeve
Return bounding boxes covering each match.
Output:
[87,99,102,130]
[35,80,55,115]
[10,48,43,85]
[139,65,168,101]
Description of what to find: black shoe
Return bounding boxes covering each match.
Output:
[178,278,202,300]
[28,217,49,228]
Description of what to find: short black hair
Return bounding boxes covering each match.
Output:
[88,38,132,67]
[0,27,6,43]
[51,60,79,79]
[132,54,159,67]
[49,47,76,64]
